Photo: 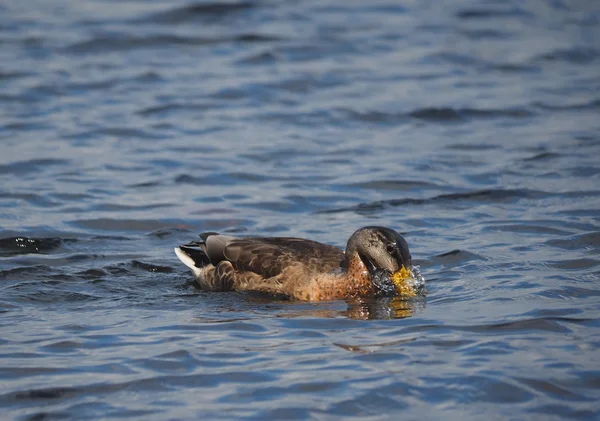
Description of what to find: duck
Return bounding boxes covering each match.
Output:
[174,226,425,301]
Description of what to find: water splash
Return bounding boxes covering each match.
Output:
[411,265,427,296]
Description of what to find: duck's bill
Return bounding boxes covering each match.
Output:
[391,266,427,297]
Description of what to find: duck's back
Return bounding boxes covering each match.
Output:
[205,234,345,278]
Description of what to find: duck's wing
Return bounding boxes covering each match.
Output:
[206,235,344,278]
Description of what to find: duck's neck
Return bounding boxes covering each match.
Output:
[342,252,376,297]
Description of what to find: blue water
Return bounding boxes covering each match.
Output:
[1,0,600,419]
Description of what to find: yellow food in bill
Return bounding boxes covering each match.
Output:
[392,266,418,297]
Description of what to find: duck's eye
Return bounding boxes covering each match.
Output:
[386,243,396,253]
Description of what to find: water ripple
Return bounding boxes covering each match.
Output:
[0,159,69,176]
[0,237,64,257]
[141,2,256,24]
[319,188,588,214]
[65,34,282,54]
[1,0,600,419]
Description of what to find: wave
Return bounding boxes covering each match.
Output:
[343,106,535,124]
[65,33,281,54]
[319,189,555,214]
[139,2,256,24]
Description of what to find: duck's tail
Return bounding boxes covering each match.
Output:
[174,246,207,278]
[174,232,234,279]
[174,234,215,278]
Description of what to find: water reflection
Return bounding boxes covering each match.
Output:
[344,296,426,320]
[255,295,426,320]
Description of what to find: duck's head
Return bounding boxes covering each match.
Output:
[344,226,423,297]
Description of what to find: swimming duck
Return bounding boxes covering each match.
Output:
[174,227,425,301]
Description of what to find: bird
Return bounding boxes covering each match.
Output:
[174,226,425,301]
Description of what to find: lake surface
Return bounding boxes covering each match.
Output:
[1,0,600,419]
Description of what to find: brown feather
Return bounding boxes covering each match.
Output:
[220,237,344,279]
